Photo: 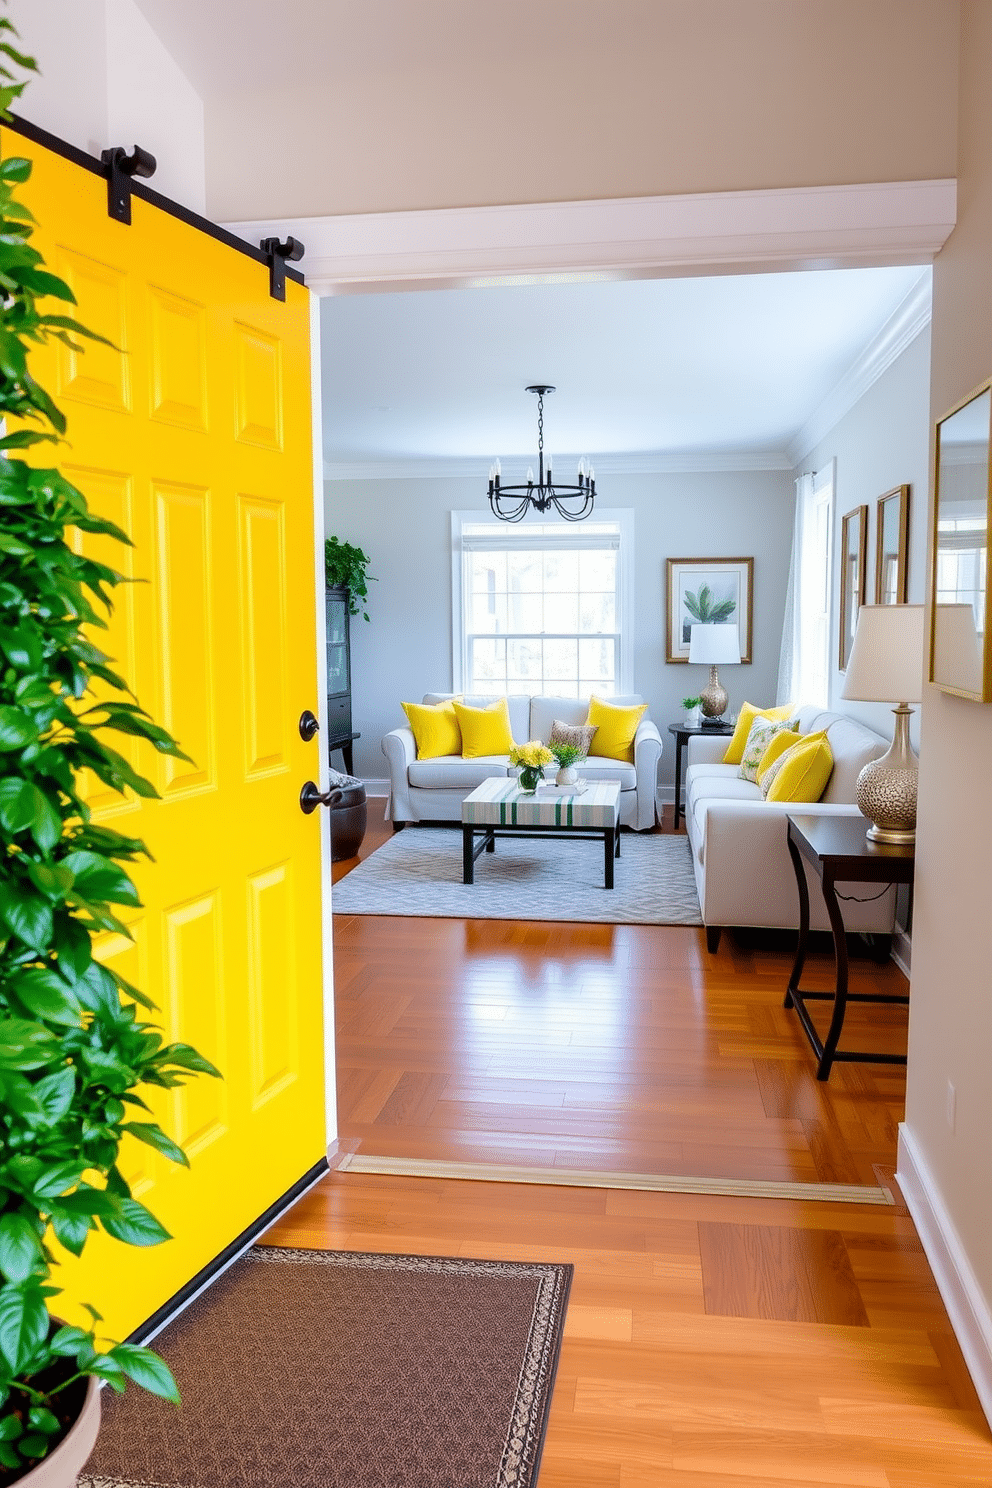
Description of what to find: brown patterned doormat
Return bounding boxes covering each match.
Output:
[80,1246,573,1488]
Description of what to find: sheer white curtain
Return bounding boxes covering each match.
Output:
[777,465,834,707]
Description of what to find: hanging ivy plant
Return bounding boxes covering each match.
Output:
[0,14,219,1477]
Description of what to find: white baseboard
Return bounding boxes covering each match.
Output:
[896,1123,992,1427]
[362,778,389,798]
[892,924,912,978]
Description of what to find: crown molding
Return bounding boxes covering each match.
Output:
[225,180,956,296]
[324,448,793,482]
[788,268,933,464]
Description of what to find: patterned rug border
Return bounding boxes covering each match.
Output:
[338,1154,895,1207]
[80,1247,573,1488]
[332,826,703,925]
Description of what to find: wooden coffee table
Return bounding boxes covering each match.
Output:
[461,778,622,888]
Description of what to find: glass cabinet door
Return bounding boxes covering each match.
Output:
[325,590,350,695]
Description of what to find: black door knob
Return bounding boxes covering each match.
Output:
[299,709,320,741]
[299,781,344,815]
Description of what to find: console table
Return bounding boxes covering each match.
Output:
[667,720,734,829]
[785,813,913,1080]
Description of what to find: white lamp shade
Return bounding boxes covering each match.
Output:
[688,623,741,666]
[841,604,925,703]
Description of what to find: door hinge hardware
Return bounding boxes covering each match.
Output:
[100,144,157,224]
[260,235,305,301]
[300,781,343,815]
[299,709,320,742]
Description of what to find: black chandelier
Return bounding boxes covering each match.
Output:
[488,385,596,522]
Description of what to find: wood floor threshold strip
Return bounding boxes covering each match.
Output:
[338,1154,895,1205]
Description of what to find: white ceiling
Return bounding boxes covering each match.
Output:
[320,265,930,476]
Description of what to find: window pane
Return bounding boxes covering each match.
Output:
[579,549,616,589]
[508,591,543,631]
[579,638,615,682]
[544,592,579,632]
[507,639,542,681]
[471,552,506,591]
[470,638,506,687]
[579,592,615,632]
[471,591,507,633]
[544,550,579,592]
[507,551,543,591]
[543,638,577,679]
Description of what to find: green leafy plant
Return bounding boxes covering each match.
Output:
[680,696,702,711]
[324,536,374,621]
[0,16,219,1477]
[683,585,736,625]
[549,742,583,769]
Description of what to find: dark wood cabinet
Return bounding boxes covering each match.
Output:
[325,586,359,773]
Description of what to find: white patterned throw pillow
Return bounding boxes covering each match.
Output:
[737,715,799,783]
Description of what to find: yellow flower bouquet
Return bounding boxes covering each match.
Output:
[509,740,555,793]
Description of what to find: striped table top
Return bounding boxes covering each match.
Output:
[462,776,621,829]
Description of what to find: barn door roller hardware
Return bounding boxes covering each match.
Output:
[100,144,157,224]
[260,235,305,301]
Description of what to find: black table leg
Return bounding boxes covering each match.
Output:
[785,831,810,1010]
[816,870,851,1081]
[462,825,474,884]
[604,827,615,889]
[673,734,685,829]
[342,740,354,775]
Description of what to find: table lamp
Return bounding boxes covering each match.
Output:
[688,623,741,725]
[840,603,924,844]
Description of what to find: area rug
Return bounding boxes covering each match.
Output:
[81,1246,572,1488]
[333,826,703,924]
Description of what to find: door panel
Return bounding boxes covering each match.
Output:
[8,126,327,1339]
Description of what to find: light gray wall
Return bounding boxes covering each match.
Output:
[905,0,992,1340]
[796,322,933,750]
[324,469,793,786]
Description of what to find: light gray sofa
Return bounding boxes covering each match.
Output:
[382,692,662,830]
[685,706,898,951]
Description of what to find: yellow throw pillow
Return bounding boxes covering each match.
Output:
[585,696,647,764]
[452,697,516,758]
[755,727,803,786]
[764,732,834,803]
[722,701,796,765]
[401,699,461,759]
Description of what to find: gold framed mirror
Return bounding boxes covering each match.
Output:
[930,379,992,701]
[839,505,868,670]
[875,485,910,604]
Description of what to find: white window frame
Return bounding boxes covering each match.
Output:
[804,463,834,707]
[450,508,634,696]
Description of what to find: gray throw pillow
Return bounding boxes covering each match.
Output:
[549,720,597,757]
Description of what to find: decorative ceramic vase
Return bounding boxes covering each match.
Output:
[517,765,543,794]
[683,708,700,728]
[556,764,579,787]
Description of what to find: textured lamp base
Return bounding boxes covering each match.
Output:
[856,705,918,845]
[699,665,728,721]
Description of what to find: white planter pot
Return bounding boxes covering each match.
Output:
[683,709,700,728]
[556,764,579,787]
[15,1376,100,1488]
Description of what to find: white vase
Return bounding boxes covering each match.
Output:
[684,708,700,728]
[556,764,579,787]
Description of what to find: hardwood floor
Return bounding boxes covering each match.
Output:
[271,806,992,1484]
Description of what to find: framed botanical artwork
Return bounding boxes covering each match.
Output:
[930,378,992,701]
[665,557,753,664]
[839,506,868,670]
[874,485,910,604]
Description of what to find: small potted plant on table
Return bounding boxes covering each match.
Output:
[549,742,585,788]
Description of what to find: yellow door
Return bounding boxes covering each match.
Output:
[6,125,329,1339]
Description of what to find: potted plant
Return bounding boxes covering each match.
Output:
[324,536,374,621]
[548,742,584,788]
[681,696,702,727]
[0,23,218,1485]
